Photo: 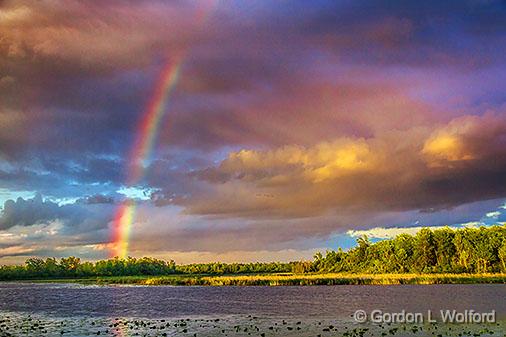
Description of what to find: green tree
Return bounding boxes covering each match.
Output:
[414,229,437,272]
[433,227,456,272]
[499,240,506,272]
[60,257,81,276]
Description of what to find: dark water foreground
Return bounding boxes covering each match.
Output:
[0,283,505,336]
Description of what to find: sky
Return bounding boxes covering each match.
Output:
[1,0,506,264]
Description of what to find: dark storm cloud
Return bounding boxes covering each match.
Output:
[1,0,505,164]
[0,194,111,231]
[0,194,61,229]
[1,0,505,157]
[0,153,125,201]
[294,0,506,65]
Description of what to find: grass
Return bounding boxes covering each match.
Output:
[21,272,506,286]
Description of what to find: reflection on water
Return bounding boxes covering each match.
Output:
[0,283,504,336]
[0,283,504,319]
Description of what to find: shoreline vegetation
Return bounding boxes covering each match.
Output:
[2,225,506,285]
[24,272,506,286]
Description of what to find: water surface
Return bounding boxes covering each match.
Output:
[0,283,504,336]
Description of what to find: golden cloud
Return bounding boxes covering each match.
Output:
[186,113,506,218]
[220,139,376,184]
[422,113,506,167]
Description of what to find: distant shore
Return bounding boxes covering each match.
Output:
[13,273,506,286]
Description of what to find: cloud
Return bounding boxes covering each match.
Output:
[0,1,200,69]
[81,194,115,205]
[1,0,506,262]
[140,249,320,264]
[347,226,443,239]
[0,194,63,229]
[485,211,501,219]
[0,194,112,234]
[114,198,504,255]
[346,220,490,239]
[3,0,506,160]
[208,138,374,183]
[422,113,506,167]
[183,113,506,218]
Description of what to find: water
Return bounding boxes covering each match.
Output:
[0,283,505,336]
[0,283,505,319]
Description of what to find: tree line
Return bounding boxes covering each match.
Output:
[0,256,293,280]
[309,225,506,274]
[0,225,505,280]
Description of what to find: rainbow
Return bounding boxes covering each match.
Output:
[110,202,136,260]
[110,1,218,259]
[129,55,184,185]
[110,56,183,259]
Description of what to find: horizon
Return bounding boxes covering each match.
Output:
[0,223,506,266]
[1,0,506,264]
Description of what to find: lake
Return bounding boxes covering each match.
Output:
[0,283,505,336]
